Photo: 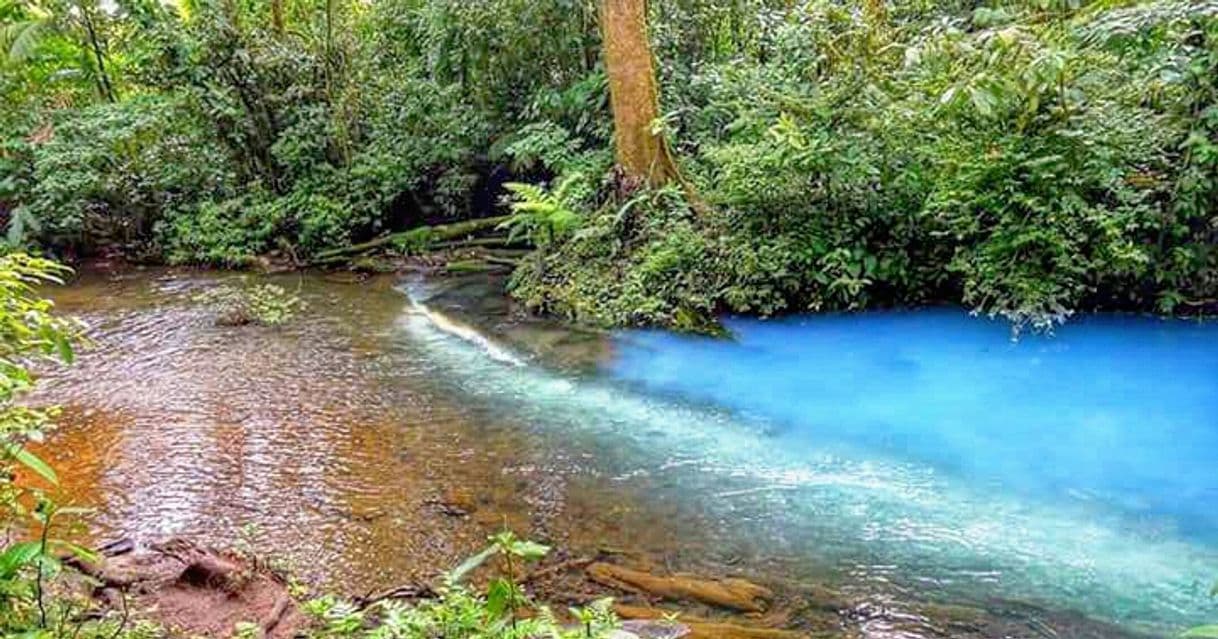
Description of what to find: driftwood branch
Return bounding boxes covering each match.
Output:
[354,582,437,610]
[480,255,521,267]
[443,260,509,274]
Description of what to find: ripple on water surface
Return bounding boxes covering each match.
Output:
[38,272,661,591]
[35,271,1218,638]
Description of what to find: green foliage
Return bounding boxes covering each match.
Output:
[0,253,128,637]
[194,278,306,327]
[0,254,75,555]
[21,95,231,250]
[302,532,617,639]
[500,174,587,248]
[0,254,78,505]
[2,0,1217,329]
[159,193,282,267]
[515,0,1218,331]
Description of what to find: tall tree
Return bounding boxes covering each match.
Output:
[600,0,678,186]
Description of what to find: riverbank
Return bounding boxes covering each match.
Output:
[54,529,1158,639]
[65,534,836,639]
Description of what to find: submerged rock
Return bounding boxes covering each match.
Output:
[620,619,692,639]
[615,605,804,639]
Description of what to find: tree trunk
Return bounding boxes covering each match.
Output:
[78,2,116,103]
[600,0,677,186]
[270,0,284,35]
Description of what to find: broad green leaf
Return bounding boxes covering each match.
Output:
[0,541,42,578]
[447,544,496,584]
[50,540,98,564]
[508,540,550,560]
[484,577,514,618]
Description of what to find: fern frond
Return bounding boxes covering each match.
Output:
[1,18,45,64]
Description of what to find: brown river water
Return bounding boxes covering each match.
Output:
[29,267,1154,639]
[34,269,703,587]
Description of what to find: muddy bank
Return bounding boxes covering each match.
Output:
[64,538,306,638]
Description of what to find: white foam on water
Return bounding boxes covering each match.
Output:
[399,291,525,368]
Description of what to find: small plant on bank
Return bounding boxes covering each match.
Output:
[194,279,306,327]
[302,530,620,638]
[500,174,587,249]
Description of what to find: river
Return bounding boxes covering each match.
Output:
[34,268,1218,638]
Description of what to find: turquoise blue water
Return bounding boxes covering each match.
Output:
[398,292,1218,635]
[611,311,1218,547]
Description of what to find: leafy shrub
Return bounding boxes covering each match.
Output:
[159,193,288,267]
[22,95,232,250]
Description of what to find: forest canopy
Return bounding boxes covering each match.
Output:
[1,0,1216,330]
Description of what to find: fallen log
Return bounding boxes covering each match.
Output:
[480,248,532,258]
[433,237,524,250]
[480,255,521,268]
[444,260,507,274]
[314,216,511,262]
[614,605,805,639]
[587,563,773,613]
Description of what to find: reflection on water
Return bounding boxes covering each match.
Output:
[33,269,1217,638]
[36,270,681,593]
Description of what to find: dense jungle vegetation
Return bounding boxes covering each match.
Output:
[2,2,1218,635]
[1,0,1216,332]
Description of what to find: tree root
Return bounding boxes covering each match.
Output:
[587,563,773,613]
[262,595,292,634]
[522,556,597,585]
